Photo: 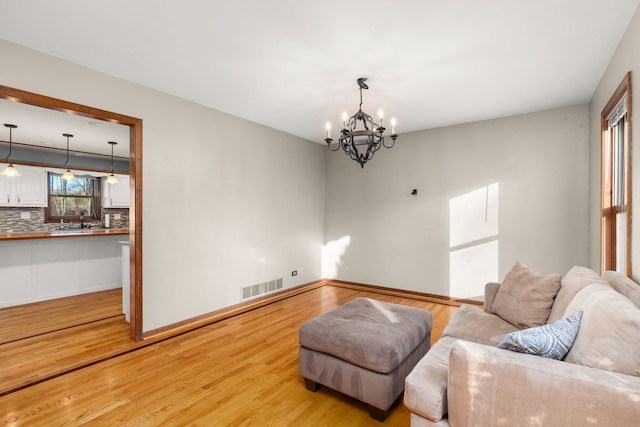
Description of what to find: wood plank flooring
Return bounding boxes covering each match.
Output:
[0,284,459,426]
[0,289,122,344]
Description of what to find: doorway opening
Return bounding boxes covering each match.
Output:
[0,85,143,341]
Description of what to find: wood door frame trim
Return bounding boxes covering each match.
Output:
[0,85,144,341]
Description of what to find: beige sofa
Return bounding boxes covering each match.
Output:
[404,264,640,426]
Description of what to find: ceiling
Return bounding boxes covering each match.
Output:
[0,98,130,158]
[0,0,638,149]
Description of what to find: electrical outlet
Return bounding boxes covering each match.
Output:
[20,212,30,219]
[114,214,121,220]
[291,270,298,277]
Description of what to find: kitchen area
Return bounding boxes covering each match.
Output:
[0,97,131,320]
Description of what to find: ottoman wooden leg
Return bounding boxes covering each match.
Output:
[304,378,322,392]
[368,405,390,422]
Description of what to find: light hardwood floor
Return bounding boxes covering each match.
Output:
[0,289,122,344]
[0,284,460,426]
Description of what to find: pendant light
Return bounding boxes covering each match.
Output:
[61,133,75,181]
[106,141,119,184]
[1,124,20,177]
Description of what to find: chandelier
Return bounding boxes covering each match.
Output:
[324,78,398,168]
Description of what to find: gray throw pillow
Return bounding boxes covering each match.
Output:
[492,262,562,329]
[497,310,583,360]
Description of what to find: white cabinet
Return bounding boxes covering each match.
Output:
[0,172,11,206]
[0,164,47,207]
[0,236,123,308]
[102,174,130,208]
[15,166,47,206]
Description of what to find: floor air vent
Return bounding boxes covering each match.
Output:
[242,278,283,300]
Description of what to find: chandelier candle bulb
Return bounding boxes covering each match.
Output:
[326,122,331,139]
[342,112,347,129]
[379,110,384,127]
[391,118,397,135]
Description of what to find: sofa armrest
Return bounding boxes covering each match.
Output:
[483,282,500,313]
[448,340,640,426]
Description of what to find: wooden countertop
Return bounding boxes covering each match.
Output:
[0,228,130,241]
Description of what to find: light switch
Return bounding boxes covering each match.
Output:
[21,212,30,219]
[114,214,122,220]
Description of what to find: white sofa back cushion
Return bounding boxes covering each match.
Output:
[563,282,640,376]
[602,270,640,309]
[547,266,605,324]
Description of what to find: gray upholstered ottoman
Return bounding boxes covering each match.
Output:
[298,297,433,421]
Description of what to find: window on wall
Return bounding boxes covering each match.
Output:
[601,72,632,276]
[45,172,101,222]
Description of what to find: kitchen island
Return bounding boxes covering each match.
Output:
[0,229,130,308]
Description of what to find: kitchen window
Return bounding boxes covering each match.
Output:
[45,172,101,222]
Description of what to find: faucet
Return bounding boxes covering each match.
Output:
[80,212,88,229]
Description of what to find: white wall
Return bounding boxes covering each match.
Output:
[0,31,602,325]
[325,105,590,298]
[0,39,326,332]
[589,6,640,279]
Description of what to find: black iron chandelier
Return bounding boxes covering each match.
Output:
[324,78,398,168]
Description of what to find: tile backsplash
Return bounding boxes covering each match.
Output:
[0,207,129,232]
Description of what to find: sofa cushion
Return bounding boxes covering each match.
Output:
[448,340,640,427]
[492,262,561,329]
[483,282,501,313]
[547,266,605,324]
[404,336,457,422]
[497,310,582,359]
[602,270,640,309]
[442,304,519,345]
[564,283,640,376]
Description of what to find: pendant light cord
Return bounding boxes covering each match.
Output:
[5,126,11,162]
[63,134,71,168]
[4,124,16,162]
[108,141,117,174]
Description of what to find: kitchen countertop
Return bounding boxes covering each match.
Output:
[0,228,130,241]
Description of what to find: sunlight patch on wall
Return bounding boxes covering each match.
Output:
[449,183,499,299]
[322,235,351,278]
[450,241,498,299]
